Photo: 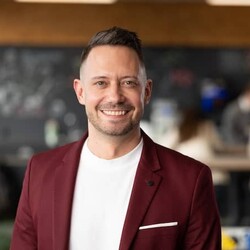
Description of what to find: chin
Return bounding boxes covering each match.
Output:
[99,124,137,137]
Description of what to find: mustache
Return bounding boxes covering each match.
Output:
[98,103,133,110]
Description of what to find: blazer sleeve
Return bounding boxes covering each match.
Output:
[10,158,37,250]
[183,166,221,249]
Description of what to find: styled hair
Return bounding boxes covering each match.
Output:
[80,26,144,65]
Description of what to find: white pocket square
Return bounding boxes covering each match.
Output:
[139,222,178,230]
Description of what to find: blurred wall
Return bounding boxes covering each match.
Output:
[1,2,250,47]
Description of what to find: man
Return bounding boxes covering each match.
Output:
[10,27,221,250]
[221,82,250,145]
[220,83,250,225]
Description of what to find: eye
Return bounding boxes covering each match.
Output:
[95,81,106,88]
[122,80,138,87]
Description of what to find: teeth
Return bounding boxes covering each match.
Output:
[103,110,126,116]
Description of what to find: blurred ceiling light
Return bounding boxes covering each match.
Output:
[15,0,116,3]
[206,0,250,5]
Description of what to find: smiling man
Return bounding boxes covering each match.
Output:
[74,44,152,158]
[10,27,221,250]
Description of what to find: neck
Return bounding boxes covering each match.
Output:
[87,127,142,160]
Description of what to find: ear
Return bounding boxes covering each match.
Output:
[144,79,153,104]
[73,79,85,105]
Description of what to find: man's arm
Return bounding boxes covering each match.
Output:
[10,159,37,250]
[184,166,222,249]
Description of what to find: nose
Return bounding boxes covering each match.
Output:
[108,83,125,103]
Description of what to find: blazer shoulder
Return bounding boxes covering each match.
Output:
[155,142,211,174]
[27,137,84,174]
[142,130,210,176]
[33,140,77,160]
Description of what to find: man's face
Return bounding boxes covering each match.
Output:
[74,45,152,137]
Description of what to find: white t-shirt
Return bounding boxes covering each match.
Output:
[69,139,143,250]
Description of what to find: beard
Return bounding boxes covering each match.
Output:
[92,119,138,136]
[86,104,141,136]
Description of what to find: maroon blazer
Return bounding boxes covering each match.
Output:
[10,130,221,250]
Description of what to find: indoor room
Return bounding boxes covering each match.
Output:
[0,0,250,249]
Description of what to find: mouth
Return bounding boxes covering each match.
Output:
[99,103,132,117]
[101,110,128,116]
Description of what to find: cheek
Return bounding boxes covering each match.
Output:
[84,93,101,108]
[139,91,147,105]
[133,94,146,110]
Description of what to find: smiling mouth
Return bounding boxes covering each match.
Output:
[102,110,128,116]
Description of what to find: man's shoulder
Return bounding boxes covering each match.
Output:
[38,140,78,156]
[154,142,210,174]
[30,138,83,166]
[142,130,209,174]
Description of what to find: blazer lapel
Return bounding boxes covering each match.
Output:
[52,130,161,250]
[119,131,162,250]
[53,134,87,250]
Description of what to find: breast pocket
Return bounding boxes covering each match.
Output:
[137,222,178,239]
[131,223,179,250]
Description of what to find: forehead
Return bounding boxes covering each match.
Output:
[89,44,139,57]
[81,45,141,70]
[79,45,147,83]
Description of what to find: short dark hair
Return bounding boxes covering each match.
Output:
[80,26,144,65]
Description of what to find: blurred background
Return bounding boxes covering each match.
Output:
[0,0,250,249]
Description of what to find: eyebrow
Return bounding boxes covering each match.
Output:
[120,76,139,80]
[90,75,139,80]
[90,76,108,80]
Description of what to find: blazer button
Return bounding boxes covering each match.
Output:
[146,180,154,186]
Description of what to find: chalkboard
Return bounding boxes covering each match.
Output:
[1,46,250,156]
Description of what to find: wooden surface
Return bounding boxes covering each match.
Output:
[208,146,250,171]
[209,156,250,171]
[1,2,250,47]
